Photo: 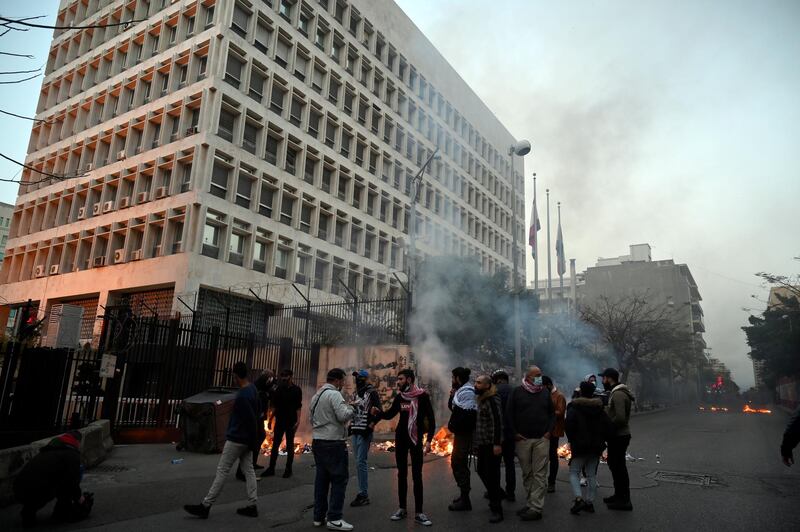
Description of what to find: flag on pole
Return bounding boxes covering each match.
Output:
[529,196,541,260]
[556,219,566,276]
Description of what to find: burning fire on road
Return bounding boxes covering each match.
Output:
[742,404,772,414]
[375,427,455,456]
[260,422,312,457]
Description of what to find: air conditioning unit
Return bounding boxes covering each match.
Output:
[117,150,126,160]
[137,191,149,203]
[93,256,106,267]
[85,163,94,172]
[42,304,84,349]
[119,197,130,209]
[49,264,60,275]
[114,248,126,263]
[153,244,162,257]
[186,125,199,135]
[77,207,87,219]
[155,186,167,199]
[103,200,114,213]
[130,249,143,261]
[34,265,46,278]
[92,203,101,215]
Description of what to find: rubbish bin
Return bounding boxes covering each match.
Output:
[179,387,238,453]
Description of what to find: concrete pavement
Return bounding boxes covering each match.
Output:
[1,406,799,531]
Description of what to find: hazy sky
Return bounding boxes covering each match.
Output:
[2,1,798,387]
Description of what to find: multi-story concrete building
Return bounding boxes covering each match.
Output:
[0,202,13,265]
[0,0,526,341]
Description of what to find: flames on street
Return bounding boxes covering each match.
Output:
[742,404,772,414]
[375,427,455,456]
[557,443,572,461]
[260,422,312,456]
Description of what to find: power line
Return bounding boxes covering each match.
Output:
[0,15,143,31]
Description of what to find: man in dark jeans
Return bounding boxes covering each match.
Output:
[492,370,516,501]
[447,366,477,511]
[372,369,436,527]
[472,375,505,523]
[263,368,303,478]
[600,368,635,511]
[310,368,354,530]
[543,376,566,493]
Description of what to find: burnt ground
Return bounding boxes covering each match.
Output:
[1,406,799,531]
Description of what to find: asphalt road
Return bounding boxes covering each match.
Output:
[2,406,799,531]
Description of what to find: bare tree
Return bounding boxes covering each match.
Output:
[579,293,693,380]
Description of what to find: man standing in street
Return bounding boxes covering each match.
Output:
[372,369,435,526]
[492,370,516,501]
[781,405,800,466]
[263,368,302,479]
[237,370,275,481]
[600,367,635,511]
[310,368,355,530]
[542,376,566,493]
[349,369,381,507]
[507,366,554,522]
[184,362,260,519]
[473,375,505,524]
[447,367,477,511]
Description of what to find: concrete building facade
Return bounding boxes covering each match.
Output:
[0,202,13,265]
[0,0,526,341]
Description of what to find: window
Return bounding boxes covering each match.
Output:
[308,108,321,138]
[232,5,251,37]
[324,120,337,148]
[289,97,303,126]
[343,88,354,114]
[181,163,192,192]
[294,53,307,81]
[279,0,294,21]
[300,204,312,233]
[179,65,188,85]
[371,107,380,134]
[328,77,340,104]
[315,27,327,50]
[275,247,289,278]
[340,130,352,158]
[275,38,290,68]
[198,56,208,77]
[253,240,267,272]
[337,176,348,201]
[312,66,325,93]
[249,70,265,101]
[202,222,220,258]
[255,23,271,54]
[265,134,280,164]
[243,123,258,154]
[298,11,310,35]
[334,1,345,22]
[224,55,243,88]
[187,16,195,35]
[229,233,244,265]
[210,162,229,198]
[270,83,285,114]
[168,25,177,43]
[321,167,332,192]
[304,156,316,183]
[285,146,297,174]
[280,195,294,225]
[205,5,215,28]
[217,108,236,142]
[357,99,368,125]
[296,253,310,283]
[355,141,365,165]
[318,213,329,239]
[348,11,360,35]
[314,259,328,289]
[330,38,342,62]
[335,219,345,246]
[259,183,274,216]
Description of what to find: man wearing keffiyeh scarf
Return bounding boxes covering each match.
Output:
[372,369,436,526]
[447,366,477,512]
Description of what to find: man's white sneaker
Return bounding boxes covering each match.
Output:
[314,520,325,527]
[390,508,408,521]
[327,519,354,531]
[414,513,433,526]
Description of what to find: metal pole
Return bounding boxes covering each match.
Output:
[510,155,521,384]
[558,202,564,301]
[408,148,439,296]
[546,189,552,305]
[533,174,538,301]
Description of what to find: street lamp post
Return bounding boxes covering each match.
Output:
[509,140,531,383]
[407,147,440,298]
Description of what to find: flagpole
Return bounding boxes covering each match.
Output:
[546,188,552,305]
[558,202,564,300]
[533,174,538,300]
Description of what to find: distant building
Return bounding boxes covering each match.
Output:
[0,202,12,266]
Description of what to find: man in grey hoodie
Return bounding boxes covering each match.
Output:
[599,368,635,511]
[310,368,355,530]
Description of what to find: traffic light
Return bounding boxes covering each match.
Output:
[17,300,39,342]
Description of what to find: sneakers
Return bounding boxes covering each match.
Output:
[607,500,633,511]
[282,468,293,479]
[350,494,371,507]
[183,504,210,519]
[519,508,543,521]
[447,496,471,511]
[236,505,258,518]
[261,467,276,478]
[570,498,587,515]
[390,508,408,521]
[327,519,354,530]
[547,484,556,493]
[414,513,433,526]
[313,519,326,527]
[580,477,588,487]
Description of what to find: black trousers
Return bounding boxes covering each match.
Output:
[270,421,296,469]
[501,438,516,495]
[395,435,425,513]
[606,435,632,502]
[476,445,503,513]
[451,433,472,494]
[548,436,559,485]
[16,487,74,521]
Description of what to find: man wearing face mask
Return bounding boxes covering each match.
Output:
[310,368,355,530]
[264,368,303,478]
[472,375,505,524]
[506,366,555,522]
[371,369,435,526]
[599,368,635,511]
[447,366,477,512]
[349,369,381,507]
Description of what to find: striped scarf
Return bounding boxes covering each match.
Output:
[400,384,426,445]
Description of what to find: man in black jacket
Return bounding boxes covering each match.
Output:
[447,366,477,511]
[473,375,505,524]
[263,368,303,478]
[371,369,435,527]
[185,361,260,519]
[349,369,381,507]
[507,366,555,522]
[782,406,800,466]
[492,370,516,501]
[14,431,90,527]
